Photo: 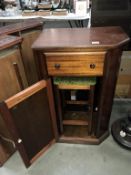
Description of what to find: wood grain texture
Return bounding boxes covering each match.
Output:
[96,48,124,137]
[0,80,56,167]
[59,135,99,144]
[0,48,28,101]
[0,22,43,165]
[0,20,43,36]
[0,35,22,51]
[30,139,55,164]
[0,102,30,167]
[54,85,64,134]
[21,30,41,85]
[33,27,129,144]
[32,27,129,51]
[57,84,91,90]
[9,88,55,163]
[46,52,105,76]
[5,80,46,109]
[66,100,88,105]
[0,41,27,165]
[46,79,59,140]
[13,62,24,90]
[63,120,88,126]
[88,85,95,135]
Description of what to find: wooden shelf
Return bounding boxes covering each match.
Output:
[63,125,89,138]
[59,135,98,144]
[63,120,88,126]
[64,111,89,121]
[66,100,88,105]
[58,84,90,90]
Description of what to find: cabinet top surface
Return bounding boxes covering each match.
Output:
[0,20,42,35]
[0,35,22,51]
[32,27,129,51]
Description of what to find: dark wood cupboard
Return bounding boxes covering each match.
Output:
[32,27,130,142]
[0,80,58,167]
[0,21,43,165]
[0,27,130,167]
[0,35,28,165]
[0,20,43,85]
[0,47,28,101]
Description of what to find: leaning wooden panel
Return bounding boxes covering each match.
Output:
[0,35,27,165]
[5,80,46,109]
[0,80,57,167]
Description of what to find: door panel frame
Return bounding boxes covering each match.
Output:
[0,102,30,167]
[0,80,58,167]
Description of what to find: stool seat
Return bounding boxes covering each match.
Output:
[54,77,96,90]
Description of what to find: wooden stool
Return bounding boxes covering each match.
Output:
[54,77,96,136]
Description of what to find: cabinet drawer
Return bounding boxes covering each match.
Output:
[45,52,106,76]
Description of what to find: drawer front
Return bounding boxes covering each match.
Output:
[45,52,106,76]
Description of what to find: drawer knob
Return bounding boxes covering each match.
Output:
[54,63,61,69]
[90,64,96,69]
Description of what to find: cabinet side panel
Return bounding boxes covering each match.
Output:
[21,30,41,85]
[0,48,28,100]
[96,48,122,136]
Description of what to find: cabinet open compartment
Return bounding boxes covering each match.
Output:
[63,125,89,138]
[63,111,89,126]
[62,110,90,138]
[53,77,96,141]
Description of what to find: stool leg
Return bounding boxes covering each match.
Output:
[88,85,95,135]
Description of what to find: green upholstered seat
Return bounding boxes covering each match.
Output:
[53,77,96,86]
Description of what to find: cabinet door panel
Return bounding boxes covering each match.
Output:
[10,88,54,161]
[0,48,28,101]
[0,80,57,167]
[0,47,28,165]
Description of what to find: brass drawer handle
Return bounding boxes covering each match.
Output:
[90,64,96,69]
[54,63,61,69]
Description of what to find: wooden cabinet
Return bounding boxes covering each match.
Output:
[32,27,129,142]
[0,48,28,100]
[0,80,58,167]
[0,35,28,165]
[0,20,43,85]
[0,27,129,167]
[0,21,42,166]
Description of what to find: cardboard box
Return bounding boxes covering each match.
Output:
[115,51,131,98]
[74,0,88,15]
